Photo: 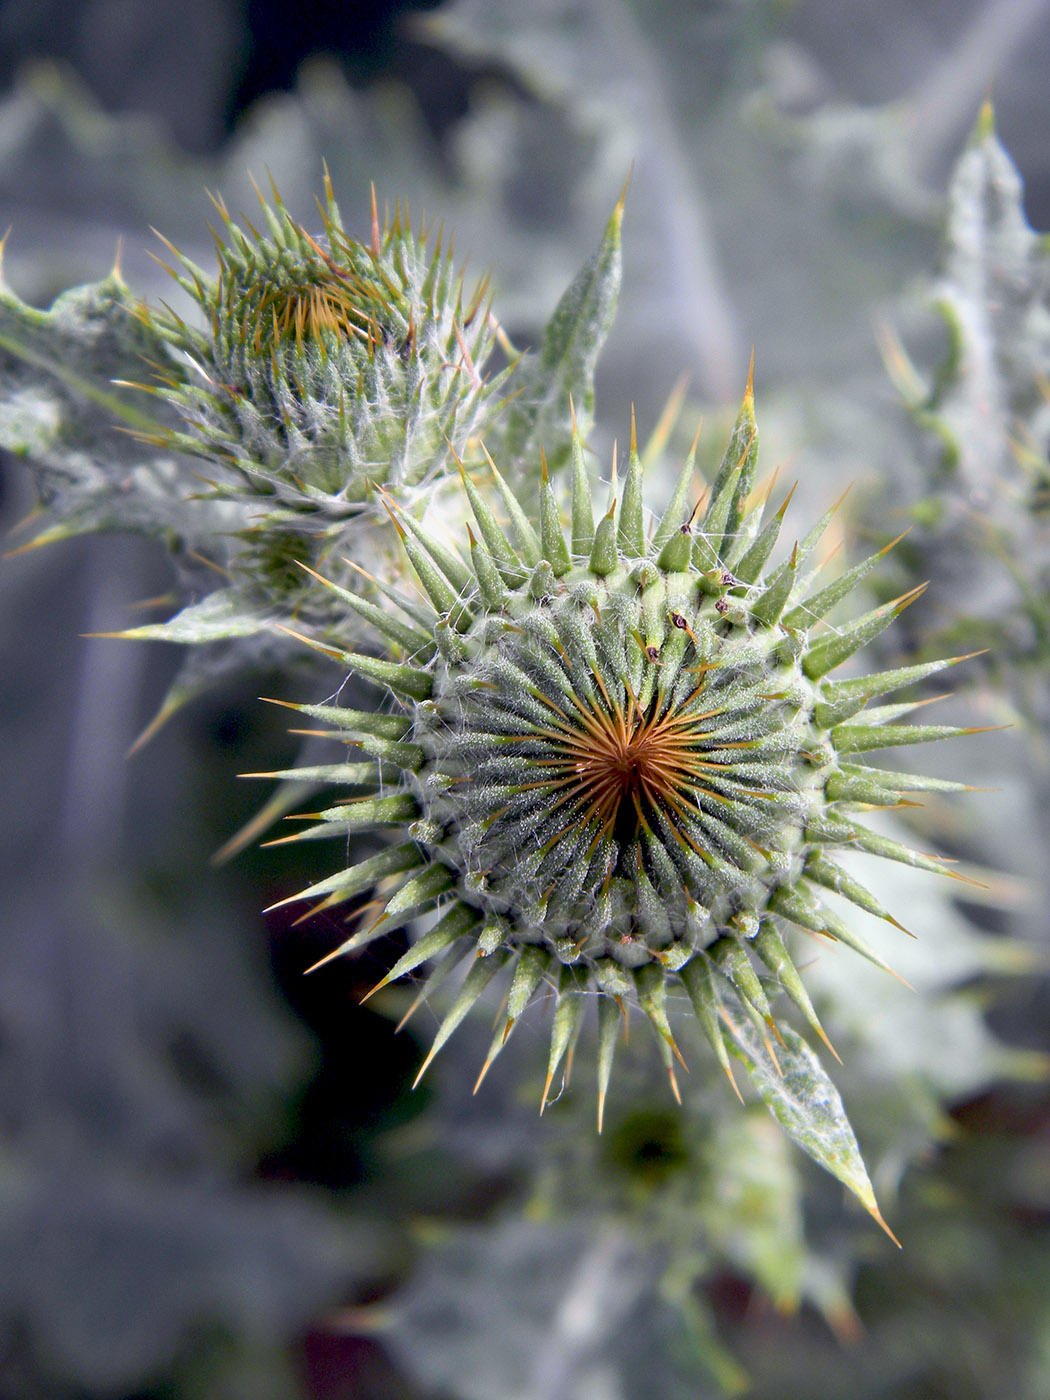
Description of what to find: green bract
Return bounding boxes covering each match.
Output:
[269,378,979,1224]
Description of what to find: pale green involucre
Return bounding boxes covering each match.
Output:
[268,381,979,1231]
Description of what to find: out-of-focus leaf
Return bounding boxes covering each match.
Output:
[896,106,1050,500]
[0,270,220,546]
[388,1218,733,1400]
[104,589,277,644]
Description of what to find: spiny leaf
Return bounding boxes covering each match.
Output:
[268,840,421,914]
[680,956,742,1100]
[540,454,572,576]
[618,411,645,557]
[458,461,522,580]
[831,720,997,755]
[484,447,542,566]
[474,945,551,1093]
[751,922,839,1062]
[569,416,595,555]
[277,626,433,701]
[362,899,479,997]
[294,562,434,654]
[542,968,587,1112]
[635,961,687,1105]
[769,885,907,983]
[94,590,272,644]
[704,361,758,557]
[588,502,620,577]
[815,651,982,727]
[804,853,909,934]
[749,542,798,625]
[499,193,624,472]
[782,530,909,631]
[260,696,410,741]
[596,993,622,1132]
[719,1009,898,1244]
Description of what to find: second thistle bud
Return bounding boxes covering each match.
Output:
[151,177,506,510]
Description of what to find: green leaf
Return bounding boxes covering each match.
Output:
[498,194,623,474]
[720,1003,898,1243]
[0,270,200,543]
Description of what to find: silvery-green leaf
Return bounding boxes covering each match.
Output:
[915,108,1050,499]
[720,1000,897,1242]
[0,270,215,544]
[388,1219,734,1400]
[104,590,275,645]
[497,193,624,475]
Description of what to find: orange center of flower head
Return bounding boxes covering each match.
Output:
[525,678,727,851]
[249,271,365,349]
[223,224,385,355]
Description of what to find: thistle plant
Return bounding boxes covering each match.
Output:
[0,161,993,1236]
[262,370,983,1228]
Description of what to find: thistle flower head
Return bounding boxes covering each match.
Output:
[419,518,812,965]
[269,380,980,1190]
[147,175,506,506]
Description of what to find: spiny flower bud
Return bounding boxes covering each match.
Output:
[0,179,623,735]
[147,174,508,509]
[267,377,983,1226]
